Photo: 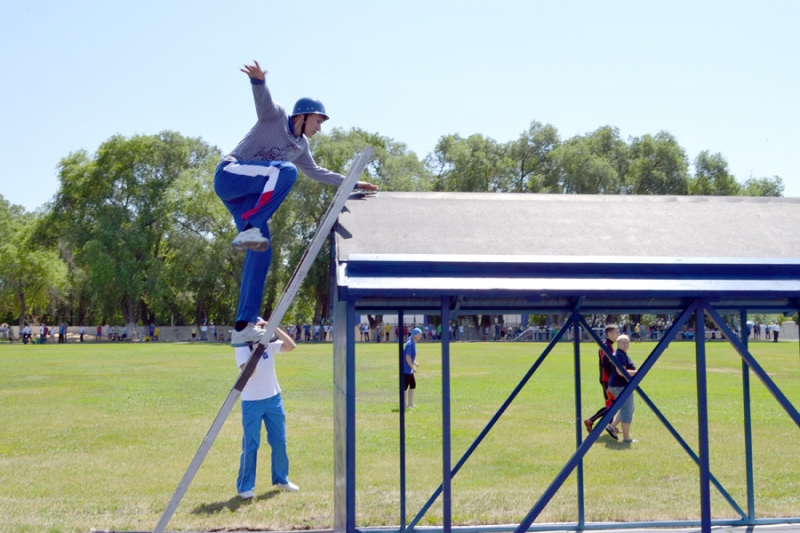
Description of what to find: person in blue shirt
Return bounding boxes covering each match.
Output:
[607,335,638,443]
[404,328,423,409]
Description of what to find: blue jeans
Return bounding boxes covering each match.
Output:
[214,160,298,323]
[237,394,289,493]
[608,386,635,424]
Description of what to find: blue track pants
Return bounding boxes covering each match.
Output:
[214,160,298,323]
[237,394,290,493]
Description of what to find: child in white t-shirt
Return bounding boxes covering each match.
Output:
[235,321,298,499]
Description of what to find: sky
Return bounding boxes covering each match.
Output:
[2,1,799,212]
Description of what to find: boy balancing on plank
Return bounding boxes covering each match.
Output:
[214,60,377,347]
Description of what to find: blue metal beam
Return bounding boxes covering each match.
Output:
[350,298,800,316]
[695,305,712,533]
[398,310,406,532]
[404,313,578,532]
[513,300,699,533]
[578,316,747,519]
[344,253,800,281]
[441,297,452,533]
[572,318,584,527]
[740,309,755,522]
[360,515,800,533]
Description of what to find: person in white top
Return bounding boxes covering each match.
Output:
[772,322,781,342]
[235,320,298,499]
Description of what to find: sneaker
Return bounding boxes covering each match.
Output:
[274,481,299,492]
[231,323,266,347]
[622,439,638,444]
[232,227,270,252]
[238,490,255,499]
[605,424,619,441]
[583,418,593,433]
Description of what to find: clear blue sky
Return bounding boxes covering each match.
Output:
[2,1,798,212]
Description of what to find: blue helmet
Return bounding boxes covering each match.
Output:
[291,97,329,120]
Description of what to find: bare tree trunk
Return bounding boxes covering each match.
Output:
[195,297,203,329]
[18,290,26,329]
[122,297,137,341]
[313,296,324,326]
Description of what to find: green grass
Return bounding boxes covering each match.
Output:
[0,340,799,532]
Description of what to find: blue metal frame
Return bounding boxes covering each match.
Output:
[694,304,711,532]
[441,297,452,533]
[404,314,577,532]
[740,310,755,522]
[335,262,800,533]
[572,315,584,528]
[399,310,407,532]
[704,305,800,426]
[512,300,700,533]
[579,315,747,519]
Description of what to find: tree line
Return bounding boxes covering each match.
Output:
[0,121,784,329]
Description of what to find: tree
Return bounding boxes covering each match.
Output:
[428,134,515,192]
[160,152,242,325]
[0,196,67,327]
[39,132,221,329]
[626,132,690,195]
[548,126,627,194]
[741,175,784,197]
[690,151,740,195]
[507,121,561,193]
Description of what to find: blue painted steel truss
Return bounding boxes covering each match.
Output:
[338,297,800,533]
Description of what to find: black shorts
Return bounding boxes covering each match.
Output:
[404,373,416,390]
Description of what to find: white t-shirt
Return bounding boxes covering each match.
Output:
[235,341,283,401]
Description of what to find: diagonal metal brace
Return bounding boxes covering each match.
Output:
[405,311,579,532]
[579,315,746,519]
[513,300,699,533]
[704,304,800,427]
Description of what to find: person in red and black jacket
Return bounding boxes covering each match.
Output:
[583,324,621,440]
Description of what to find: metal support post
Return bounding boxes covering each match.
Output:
[695,304,712,533]
[441,297,452,533]
[740,309,755,522]
[346,301,357,533]
[573,318,584,526]
[398,310,406,532]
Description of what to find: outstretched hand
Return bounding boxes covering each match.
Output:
[241,60,266,81]
[356,181,379,191]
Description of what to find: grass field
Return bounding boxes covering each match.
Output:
[1,339,799,533]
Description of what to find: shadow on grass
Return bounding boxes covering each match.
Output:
[601,437,637,450]
[191,491,280,515]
